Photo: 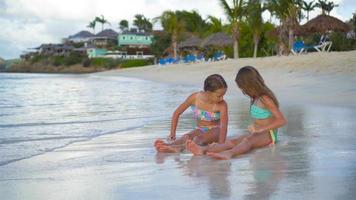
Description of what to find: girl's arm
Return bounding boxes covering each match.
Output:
[251,95,287,134]
[169,93,196,140]
[218,101,228,143]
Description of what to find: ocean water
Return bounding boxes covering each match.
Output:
[0,73,201,166]
[1,73,356,200]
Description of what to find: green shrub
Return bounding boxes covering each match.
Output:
[30,55,46,64]
[63,53,83,66]
[120,59,153,68]
[52,56,64,66]
[104,59,121,69]
[90,58,109,67]
[330,32,356,51]
[90,58,121,69]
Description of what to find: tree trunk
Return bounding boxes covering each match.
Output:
[278,27,284,56]
[253,33,259,58]
[288,28,294,53]
[232,22,239,59]
[172,34,177,58]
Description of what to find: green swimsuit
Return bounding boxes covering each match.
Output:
[250,104,278,144]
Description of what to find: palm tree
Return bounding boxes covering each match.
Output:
[302,0,316,21]
[219,0,246,59]
[133,14,152,32]
[324,1,338,15]
[316,0,337,15]
[176,10,207,36]
[286,3,300,52]
[265,0,297,55]
[155,10,185,58]
[247,0,263,58]
[87,20,96,34]
[119,20,129,32]
[207,16,224,34]
[95,15,110,31]
[295,0,305,23]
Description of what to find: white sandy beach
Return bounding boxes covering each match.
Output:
[99,50,356,107]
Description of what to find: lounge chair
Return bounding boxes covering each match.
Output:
[212,51,226,61]
[291,41,314,55]
[183,54,197,63]
[158,58,166,65]
[313,41,332,52]
[291,40,332,55]
[197,53,205,62]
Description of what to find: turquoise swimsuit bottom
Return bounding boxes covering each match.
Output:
[250,104,278,144]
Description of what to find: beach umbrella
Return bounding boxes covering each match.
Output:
[178,36,202,49]
[201,32,233,47]
[301,14,350,34]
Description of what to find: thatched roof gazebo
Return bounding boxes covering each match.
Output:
[178,36,202,49]
[268,24,305,38]
[201,32,233,47]
[301,14,350,34]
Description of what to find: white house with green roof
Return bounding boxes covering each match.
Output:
[118,32,153,47]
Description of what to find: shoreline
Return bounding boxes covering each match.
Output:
[97,50,356,107]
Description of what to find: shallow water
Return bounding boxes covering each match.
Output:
[0,73,356,200]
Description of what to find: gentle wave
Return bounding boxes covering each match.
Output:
[0,115,163,128]
[0,124,145,166]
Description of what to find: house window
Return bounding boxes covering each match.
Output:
[130,37,133,40]
[123,37,125,40]
[145,37,148,40]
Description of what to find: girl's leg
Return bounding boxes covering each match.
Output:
[192,127,220,145]
[186,132,252,155]
[207,131,272,160]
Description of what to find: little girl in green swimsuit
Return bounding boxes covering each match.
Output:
[154,74,229,153]
[186,66,287,159]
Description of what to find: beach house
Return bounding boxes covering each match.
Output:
[118,31,153,47]
[66,31,94,43]
[91,29,118,47]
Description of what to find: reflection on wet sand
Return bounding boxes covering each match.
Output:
[155,153,231,199]
[184,156,231,199]
[244,147,286,200]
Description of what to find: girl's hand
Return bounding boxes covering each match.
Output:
[167,135,176,141]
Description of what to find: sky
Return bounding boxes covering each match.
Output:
[0,0,354,59]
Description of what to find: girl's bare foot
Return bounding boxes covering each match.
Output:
[154,139,168,147]
[157,144,183,153]
[206,151,232,160]
[186,140,206,155]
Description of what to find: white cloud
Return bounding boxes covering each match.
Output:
[0,0,354,59]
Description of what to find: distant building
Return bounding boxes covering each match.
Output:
[66,31,94,43]
[118,32,153,47]
[35,44,75,56]
[87,48,108,58]
[91,29,118,47]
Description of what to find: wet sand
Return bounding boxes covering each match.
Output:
[1,51,356,199]
[1,102,355,200]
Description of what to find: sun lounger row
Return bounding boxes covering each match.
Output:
[159,51,227,65]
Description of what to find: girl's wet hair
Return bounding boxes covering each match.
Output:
[235,66,279,107]
[204,74,228,92]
